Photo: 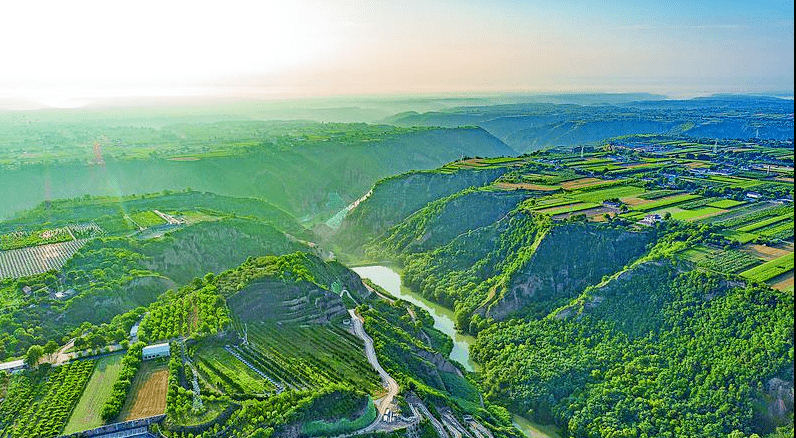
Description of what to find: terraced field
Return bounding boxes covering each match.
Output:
[232,321,380,393]
[196,346,273,394]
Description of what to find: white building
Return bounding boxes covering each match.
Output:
[0,359,27,373]
[142,342,170,360]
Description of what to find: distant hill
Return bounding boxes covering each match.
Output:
[386,95,794,152]
[0,121,515,221]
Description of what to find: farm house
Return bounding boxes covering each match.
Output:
[142,342,170,360]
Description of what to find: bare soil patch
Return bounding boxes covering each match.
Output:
[768,270,794,291]
[741,244,792,261]
[119,361,169,421]
[561,178,602,190]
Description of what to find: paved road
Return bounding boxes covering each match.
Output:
[347,309,400,434]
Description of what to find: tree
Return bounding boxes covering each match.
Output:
[25,344,44,367]
[43,340,59,359]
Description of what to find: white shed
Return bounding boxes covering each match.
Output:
[0,359,27,373]
[142,342,170,360]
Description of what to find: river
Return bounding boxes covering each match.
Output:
[352,264,561,438]
[352,265,478,372]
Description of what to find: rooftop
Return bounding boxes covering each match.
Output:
[142,342,170,355]
[0,359,25,371]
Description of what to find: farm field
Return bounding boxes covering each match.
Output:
[234,321,380,392]
[669,207,724,221]
[740,253,795,283]
[119,361,169,421]
[0,227,73,250]
[570,185,645,203]
[632,194,701,212]
[697,249,762,274]
[0,239,89,279]
[741,243,794,261]
[768,270,794,292]
[63,354,124,434]
[0,360,95,438]
[495,182,559,192]
[196,346,273,394]
[128,210,167,228]
[538,202,600,215]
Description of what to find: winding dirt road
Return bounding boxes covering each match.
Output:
[347,308,400,434]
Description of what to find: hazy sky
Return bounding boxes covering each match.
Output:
[0,0,793,107]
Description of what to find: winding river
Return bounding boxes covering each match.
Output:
[352,264,561,438]
[352,265,478,372]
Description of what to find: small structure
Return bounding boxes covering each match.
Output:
[745,191,762,200]
[0,359,27,374]
[638,214,662,227]
[142,342,170,360]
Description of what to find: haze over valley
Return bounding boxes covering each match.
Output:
[0,1,792,438]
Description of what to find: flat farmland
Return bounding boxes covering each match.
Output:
[571,185,645,203]
[768,270,794,292]
[560,177,604,190]
[741,243,793,261]
[63,354,124,434]
[119,361,169,421]
[0,239,88,278]
[670,207,725,222]
[740,253,794,283]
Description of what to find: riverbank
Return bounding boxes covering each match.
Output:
[352,265,478,372]
[352,264,560,438]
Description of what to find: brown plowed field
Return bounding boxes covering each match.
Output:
[741,243,792,261]
[119,361,168,421]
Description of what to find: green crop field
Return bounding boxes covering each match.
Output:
[633,194,701,212]
[697,249,762,274]
[670,207,724,221]
[736,214,792,233]
[758,221,795,241]
[721,229,758,244]
[706,199,745,209]
[63,354,124,434]
[740,253,794,283]
[128,211,167,228]
[232,321,380,392]
[571,185,646,203]
[541,202,601,215]
[196,346,273,394]
[0,360,95,438]
[0,239,89,279]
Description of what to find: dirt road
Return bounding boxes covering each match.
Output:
[347,309,400,433]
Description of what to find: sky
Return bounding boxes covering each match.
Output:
[0,0,793,108]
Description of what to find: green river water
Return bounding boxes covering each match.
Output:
[352,265,561,438]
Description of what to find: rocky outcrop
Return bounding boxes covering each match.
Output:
[415,349,463,377]
[765,377,794,422]
[484,223,654,320]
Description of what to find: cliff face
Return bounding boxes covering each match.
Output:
[141,218,305,284]
[372,189,529,256]
[334,167,507,252]
[484,223,654,320]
